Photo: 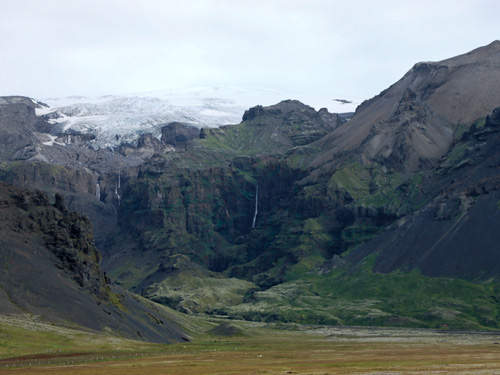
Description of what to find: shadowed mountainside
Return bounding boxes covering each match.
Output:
[0,182,187,343]
[349,107,500,278]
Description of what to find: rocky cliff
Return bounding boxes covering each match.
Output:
[0,182,187,343]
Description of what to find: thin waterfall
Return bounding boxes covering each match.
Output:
[252,184,258,228]
[96,183,101,201]
[115,170,121,205]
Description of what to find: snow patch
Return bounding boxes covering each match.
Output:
[199,108,232,117]
[41,134,65,147]
[35,106,57,116]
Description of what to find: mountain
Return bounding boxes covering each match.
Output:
[199,100,343,159]
[349,107,500,278]
[0,182,187,343]
[312,40,500,171]
[1,41,500,331]
[37,86,353,149]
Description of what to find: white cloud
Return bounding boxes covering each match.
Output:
[0,0,498,109]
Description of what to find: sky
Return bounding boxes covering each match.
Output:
[0,0,498,110]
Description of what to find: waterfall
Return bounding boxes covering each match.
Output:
[96,183,101,201]
[252,184,258,229]
[115,171,121,205]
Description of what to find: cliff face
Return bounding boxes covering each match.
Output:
[161,122,200,148]
[0,96,43,161]
[0,184,104,294]
[0,182,186,343]
[105,158,294,285]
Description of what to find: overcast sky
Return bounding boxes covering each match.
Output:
[1,0,498,108]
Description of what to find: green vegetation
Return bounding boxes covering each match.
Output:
[474,117,487,129]
[102,103,500,333]
[453,123,470,140]
[144,271,255,314]
[217,255,500,330]
[193,120,293,161]
[441,143,470,169]
[327,161,426,214]
[0,315,163,360]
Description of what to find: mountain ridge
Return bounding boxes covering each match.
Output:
[311,39,500,171]
[1,41,500,331]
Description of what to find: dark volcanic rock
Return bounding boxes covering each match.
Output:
[242,105,266,121]
[0,96,43,160]
[244,100,343,146]
[348,107,500,279]
[0,182,186,343]
[119,133,166,159]
[161,122,200,149]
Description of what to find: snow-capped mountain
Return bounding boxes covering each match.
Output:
[37,86,359,148]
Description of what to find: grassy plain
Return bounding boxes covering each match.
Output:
[1,315,500,374]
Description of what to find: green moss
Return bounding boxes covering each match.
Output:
[107,290,127,312]
[221,253,500,329]
[474,117,487,129]
[453,123,470,140]
[285,255,324,281]
[441,143,468,168]
[328,162,370,201]
[327,162,425,214]
[145,271,255,314]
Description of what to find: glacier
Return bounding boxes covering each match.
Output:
[35,86,358,148]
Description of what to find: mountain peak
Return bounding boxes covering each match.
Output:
[0,95,45,108]
[486,39,500,48]
[313,41,500,171]
[242,100,318,122]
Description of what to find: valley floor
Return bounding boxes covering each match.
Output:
[1,317,500,374]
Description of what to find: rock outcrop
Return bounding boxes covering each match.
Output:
[0,182,187,343]
[0,96,45,160]
[161,122,200,149]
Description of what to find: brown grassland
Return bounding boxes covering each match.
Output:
[1,318,500,375]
